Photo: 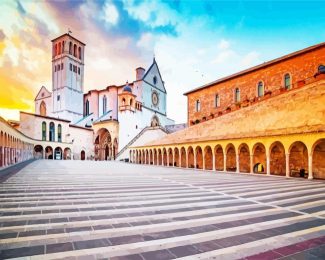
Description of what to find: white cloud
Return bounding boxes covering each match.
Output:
[102,1,119,25]
[137,33,155,50]
[217,39,230,50]
[240,51,261,67]
[211,49,236,64]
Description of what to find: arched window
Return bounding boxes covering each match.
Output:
[234,88,240,102]
[195,100,200,112]
[122,98,126,105]
[49,122,55,142]
[74,44,77,57]
[284,73,291,90]
[78,47,82,59]
[58,42,61,54]
[54,44,57,56]
[103,95,107,114]
[130,98,133,106]
[215,94,220,107]
[58,124,62,142]
[257,81,264,97]
[85,99,90,116]
[62,41,65,53]
[42,122,46,141]
[69,42,72,55]
[40,101,46,116]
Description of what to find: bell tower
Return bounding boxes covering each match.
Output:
[51,33,85,122]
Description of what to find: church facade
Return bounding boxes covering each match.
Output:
[15,33,175,161]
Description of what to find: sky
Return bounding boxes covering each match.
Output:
[0,0,324,123]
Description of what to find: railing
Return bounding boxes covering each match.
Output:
[116,126,169,159]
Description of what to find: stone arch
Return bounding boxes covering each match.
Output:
[270,141,286,176]
[204,146,213,170]
[140,150,145,164]
[187,146,194,168]
[214,145,224,171]
[40,101,46,116]
[153,149,157,165]
[289,141,308,178]
[226,143,236,172]
[151,115,160,127]
[54,147,63,160]
[45,146,53,159]
[180,147,186,168]
[95,128,112,161]
[149,149,153,165]
[252,143,266,174]
[168,148,173,166]
[158,149,162,165]
[312,139,325,179]
[174,147,180,167]
[195,146,203,169]
[34,145,43,159]
[81,150,85,160]
[145,149,149,164]
[238,143,250,173]
[64,148,71,160]
[73,44,77,57]
[162,148,168,166]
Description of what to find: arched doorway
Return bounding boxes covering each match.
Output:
[81,150,86,160]
[253,143,266,174]
[54,147,63,160]
[149,150,153,165]
[239,143,250,173]
[163,148,168,166]
[145,150,149,164]
[215,145,224,171]
[312,139,325,179]
[153,149,157,165]
[34,145,43,159]
[168,148,173,166]
[195,146,203,169]
[158,149,162,165]
[180,147,186,167]
[95,128,112,161]
[187,146,194,168]
[226,144,236,172]
[45,146,53,159]
[174,148,179,167]
[151,115,160,127]
[270,141,286,176]
[64,148,71,160]
[204,146,213,170]
[289,141,308,178]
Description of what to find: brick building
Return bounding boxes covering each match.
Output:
[131,43,325,180]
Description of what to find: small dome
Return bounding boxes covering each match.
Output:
[123,82,132,93]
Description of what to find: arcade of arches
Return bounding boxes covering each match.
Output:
[130,134,325,180]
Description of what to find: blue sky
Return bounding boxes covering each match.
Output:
[0,0,324,122]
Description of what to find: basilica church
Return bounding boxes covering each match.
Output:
[16,33,176,161]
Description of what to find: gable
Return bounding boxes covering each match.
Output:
[143,60,166,93]
[35,86,52,101]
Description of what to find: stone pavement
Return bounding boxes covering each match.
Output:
[0,160,324,260]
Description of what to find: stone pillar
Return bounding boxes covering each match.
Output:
[144,152,147,165]
[212,152,216,171]
[179,153,181,168]
[172,152,175,167]
[236,154,240,173]
[308,154,313,180]
[285,153,290,178]
[194,152,197,169]
[186,152,188,168]
[250,155,254,174]
[266,154,270,175]
[223,154,227,172]
[202,153,205,170]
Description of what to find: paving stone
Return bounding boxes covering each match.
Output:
[46,242,74,253]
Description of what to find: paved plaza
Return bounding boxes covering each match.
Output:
[0,160,324,260]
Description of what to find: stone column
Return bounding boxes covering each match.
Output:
[223,154,227,172]
[250,155,254,174]
[172,152,175,167]
[212,152,216,171]
[179,153,181,168]
[202,153,205,170]
[144,152,147,165]
[186,152,188,168]
[236,154,240,173]
[194,152,197,169]
[308,154,313,180]
[285,153,290,178]
[266,154,270,175]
